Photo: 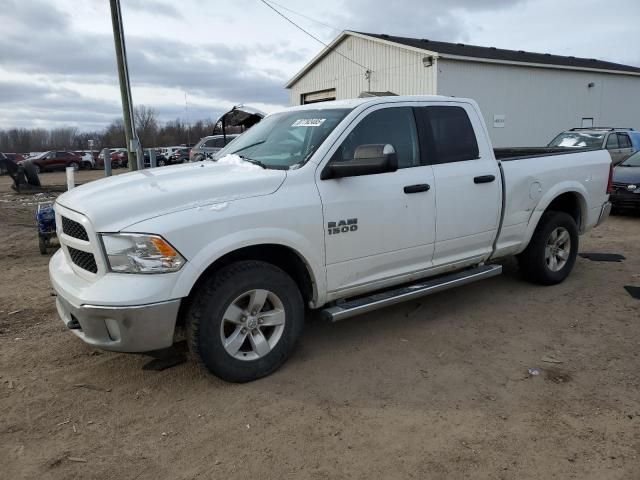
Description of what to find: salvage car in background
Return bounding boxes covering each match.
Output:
[190,134,239,161]
[73,151,97,169]
[610,150,640,211]
[190,105,265,161]
[548,127,640,164]
[142,149,168,167]
[21,150,82,173]
[167,147,190,164]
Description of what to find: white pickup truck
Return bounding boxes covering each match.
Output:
[50,96,613,382]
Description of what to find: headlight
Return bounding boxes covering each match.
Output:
[101,233,185,274]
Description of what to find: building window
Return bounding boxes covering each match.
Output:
[302,89,336,104]
[581,117,594,128]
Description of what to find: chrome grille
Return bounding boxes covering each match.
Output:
[67,246,98,273]
[61,216,89,241]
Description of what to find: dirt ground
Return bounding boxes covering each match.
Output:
[1,169,639,479]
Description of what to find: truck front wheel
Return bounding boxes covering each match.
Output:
[518,211,579,285]
[186,261,304,382]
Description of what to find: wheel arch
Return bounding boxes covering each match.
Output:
[175,243,320,328]
[522,186,588,249]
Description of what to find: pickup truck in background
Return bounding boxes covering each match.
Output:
[49,96,612,382]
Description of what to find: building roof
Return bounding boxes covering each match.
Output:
[360,32,640,74]
[286,31,640,88]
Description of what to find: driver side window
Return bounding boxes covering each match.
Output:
[335,107,419,168]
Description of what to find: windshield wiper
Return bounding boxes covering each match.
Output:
[231,140,266,154]
[238,155,268,169]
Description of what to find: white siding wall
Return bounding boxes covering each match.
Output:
[437,59,640,147]
[289,35,437,105]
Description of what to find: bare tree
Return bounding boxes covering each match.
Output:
[0,109,222,154]
[134,105,159,147]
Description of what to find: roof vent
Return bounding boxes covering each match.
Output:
[381,34,389,38]
[544,53,551,56]
[421,38,429,42]
[518,50,525,53]
[489,47,497,50]
[457,43,464,46]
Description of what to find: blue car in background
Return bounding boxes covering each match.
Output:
[548,127,640,165]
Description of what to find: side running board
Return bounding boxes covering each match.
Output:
[322,264,502,322]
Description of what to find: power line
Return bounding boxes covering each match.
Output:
[258,0,370,72]
[265,0,343,32]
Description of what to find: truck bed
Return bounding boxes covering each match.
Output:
[494,147,597,161]
[493,148,611,259]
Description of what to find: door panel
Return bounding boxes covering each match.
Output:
[617,133,633,162]
[606,134,623,164]
[431,159,501,264]
[321,167,436,292]
[415,104,501,266]
[317,105,436,293]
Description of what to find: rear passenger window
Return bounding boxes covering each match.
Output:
[606,134,619,149]
[617,133,631,148]
[416,106,479,164]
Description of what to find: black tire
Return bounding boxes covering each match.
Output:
[23,161,41,186]
[157,159,166,166]
[68,161,79,171]
[186,261,304,383]
[518,211,579,285]
[38,236,47,255]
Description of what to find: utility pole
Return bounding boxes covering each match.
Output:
[185,91,190,146]
[109,0,140,171]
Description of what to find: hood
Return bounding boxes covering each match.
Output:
[56,157,286,231]
[613,165,640,185]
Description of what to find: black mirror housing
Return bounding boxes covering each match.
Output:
[321,144,398,180]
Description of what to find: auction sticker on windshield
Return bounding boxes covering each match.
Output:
[292,118,326,127]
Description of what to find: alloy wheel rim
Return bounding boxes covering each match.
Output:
[220,289,286,361]
[545,227,571,272]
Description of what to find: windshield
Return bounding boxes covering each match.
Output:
[217,108,350,169]
[620,151,640,167]
[548,131,605,148]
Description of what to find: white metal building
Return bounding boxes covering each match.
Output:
[285,31,640,147]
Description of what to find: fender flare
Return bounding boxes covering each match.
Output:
[521,182,588,249]
[170,228,326,307]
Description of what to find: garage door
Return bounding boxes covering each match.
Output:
[302,89,336,104]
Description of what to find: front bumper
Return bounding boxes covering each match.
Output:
[50,248,183,353]
[55,292,180,352]
[596,201,612,226]
[610,191,640,209]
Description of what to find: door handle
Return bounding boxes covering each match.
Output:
[404,184,430,194]
[474,175,496,184]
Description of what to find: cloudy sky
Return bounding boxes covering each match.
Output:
[1,0,639,131]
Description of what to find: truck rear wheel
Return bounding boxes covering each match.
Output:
[186,261,304,383]
[518,211,578,285]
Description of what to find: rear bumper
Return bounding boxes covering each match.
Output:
[55,292,180,352]
[596,201,612,226]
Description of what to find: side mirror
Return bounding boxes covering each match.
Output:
[321,144,398,180]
